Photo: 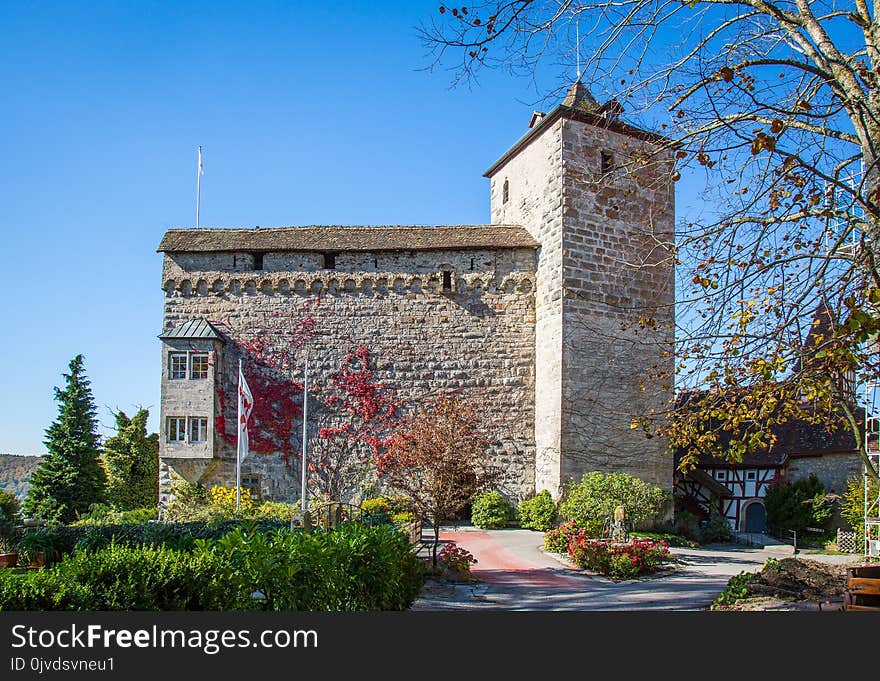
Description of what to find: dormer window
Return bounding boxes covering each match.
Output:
[502,179,509,204]
[600,151,614,174]
[252,253,264,270]
[322,252,337,270]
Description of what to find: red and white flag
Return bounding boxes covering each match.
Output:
[238,363,254,461]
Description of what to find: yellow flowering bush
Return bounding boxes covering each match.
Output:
[208,486,255,516]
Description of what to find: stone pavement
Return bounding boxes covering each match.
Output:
[411,527,805,611]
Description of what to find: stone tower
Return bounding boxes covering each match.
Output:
[485,82,676,494]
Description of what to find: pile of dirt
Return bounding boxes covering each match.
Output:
[749,558,847,601]
[715,558,848,611]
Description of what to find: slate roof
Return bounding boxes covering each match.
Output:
[158,318,223,340]
[157,225,538,253]
[673,392,860,469]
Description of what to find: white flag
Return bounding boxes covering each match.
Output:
[238,365,253,461]
[198,145,204,176]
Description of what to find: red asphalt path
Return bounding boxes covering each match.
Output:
[439,530,585,589]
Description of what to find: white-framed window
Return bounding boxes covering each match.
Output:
[746,470,757,481]
[169,353,188,380]
[190,353,209,380]
[189,417,208,443]
[167,417,186,443]
[715,470,727,482]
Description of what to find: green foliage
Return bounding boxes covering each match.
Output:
[0,524,423,611]
[471,491,516,529]
[163,479,211,521]
[558,472,668,537]
[518,490,557,532]
[0,491,20,540]
[102,409,159,511]
[17,528,61,565]
[841,475,878,538]
[698,506,734,544]
[567,536,673,580]
[253,501,299,523]
[22,356,107,523]
[713,571,759,607]
[391,511,415,527]
[72,507,158,526]
[630,531,699,548]
[544,521,581,553]
[764,474,832,535]
[0,454,43,500]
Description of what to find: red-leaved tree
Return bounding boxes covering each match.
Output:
[378,394,499,566]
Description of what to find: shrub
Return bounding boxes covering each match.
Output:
[208,485,255,516]
[764,474,832,535]
[254,501,299,523]
[544,521,581,554]
[391,511,416,527]
[568,536,672,580]
[630,531,699,548]
[841,475,878,539]
[72,507,158,526]
[0,524,423,611]
[518,490,557,532]
[698,506,734,544]
[558,472,668,537]
[471,491,516,529]
[17,528,62,564]
[713,571,759,607]
[438,541,477,577]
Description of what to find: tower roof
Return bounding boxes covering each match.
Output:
[484,82,676,178]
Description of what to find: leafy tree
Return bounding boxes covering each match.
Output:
[558,472,668,537]
[764,474,832,534]
[378,394,500,566]
[841,474,879,540]
[22,355,107,523]
[423,2,880,483]
[103,408,159,511]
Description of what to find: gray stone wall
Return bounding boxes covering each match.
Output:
[159,247,538,503]
[786,452,862,496]
[558,119,675,491]
[487,114,674,494]
[490,119,566,494]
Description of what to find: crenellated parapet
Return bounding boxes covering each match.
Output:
[162,271,536,298]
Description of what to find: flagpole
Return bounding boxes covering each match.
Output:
[300,352,309,529]
[196,145,202,229]
[236,358,242,510]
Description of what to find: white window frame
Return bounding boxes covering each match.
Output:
[189,417,208,443]
[167,417,186,443]
[190,353,209,380]
[169,353,188,380]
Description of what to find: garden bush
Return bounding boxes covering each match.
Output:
[558,472,668,537]
[544,521,581,554]
[0,523,423,611]
[72,507,158,526]
[698,506,734,544]
[437,541,477,578]
[518,490,557,532]
[567,535,672,580]
[471,491,516,529]
[842,475,878,539]
[764,474,832,535]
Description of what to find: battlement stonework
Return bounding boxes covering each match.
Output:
[158,241,539,503]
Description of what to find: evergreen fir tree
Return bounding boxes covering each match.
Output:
[103,408,159,511]
[23,355,107,522]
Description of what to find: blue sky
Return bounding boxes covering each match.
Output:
[0,1,687,455]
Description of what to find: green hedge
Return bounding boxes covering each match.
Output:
[518,491,557,532]
[471,491,516,529]
[0,523,423,611]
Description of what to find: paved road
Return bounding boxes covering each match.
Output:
[412,527,799,611]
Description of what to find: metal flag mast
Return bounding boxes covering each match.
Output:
[196,145,203,229]
[236,358,242,510]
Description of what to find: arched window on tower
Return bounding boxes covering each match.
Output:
[502,179,509,204]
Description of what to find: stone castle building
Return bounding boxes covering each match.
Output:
[156,83,676,505]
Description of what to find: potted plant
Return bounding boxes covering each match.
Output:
[0,536,18,568]
[17,528,60,568]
